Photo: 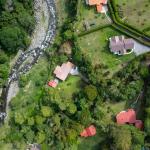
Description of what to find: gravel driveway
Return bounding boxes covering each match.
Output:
[133,40,150,56]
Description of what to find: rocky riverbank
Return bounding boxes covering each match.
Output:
[0,0,57,122]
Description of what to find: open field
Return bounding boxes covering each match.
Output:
[114,0,150,36]
[78,27,135,75]
[76,0,110,33]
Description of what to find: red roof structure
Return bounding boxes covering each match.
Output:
[116,109,143,130]
[48,80,58,88]
[86,0,107,13]
[135,120,143,129]
[80,125,96,137]
[116,109,136,124]
[53,62,74,81]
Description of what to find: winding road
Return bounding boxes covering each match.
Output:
[0,0,57,122]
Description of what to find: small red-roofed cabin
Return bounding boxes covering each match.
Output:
[116,109,136,125]
[135,120,143,130]
[80,125,96,137]
[48,79,58,88]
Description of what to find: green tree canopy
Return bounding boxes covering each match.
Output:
[0,26,29,53]
[84,85,98,101]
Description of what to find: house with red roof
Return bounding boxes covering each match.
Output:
[85,0,107,13]
[116,109,143,130]
[80,125,96,137]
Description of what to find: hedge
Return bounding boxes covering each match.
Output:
[78,24,111,37]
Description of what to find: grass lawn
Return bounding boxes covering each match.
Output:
[114,0,150,36]
[55,0,68,27]
[48,76,82,100]
[76,0,111,33]
[78,27,135,76]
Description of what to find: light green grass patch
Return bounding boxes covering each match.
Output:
[114,0,150,35]
[78,27,135,76]
[48,76,82,99]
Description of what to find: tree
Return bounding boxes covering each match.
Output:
[139,65,149,79]
[111,126,132,150]
[66,129,78,144]
[35,115,45,125]
[144,118,150,135]
[36,132,46,144]
[19,75,28,87]
[27,117,34,126]
[67,103,77,114]
[14,112,25,125]
[63,30,73,40]
[17,11,35,34]
[41,106,53,117]
[84,85,98,101]
[0,51,8,64]
[78,109,91,126]
[0,26,29,53]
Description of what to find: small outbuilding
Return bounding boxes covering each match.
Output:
[48,79,59,88]
[80,125,96,137]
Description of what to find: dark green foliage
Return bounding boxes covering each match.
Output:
[0,50,8,64]
[19,75,28,88]
[0,26,29,53]
[84,85,98,101]
[109,125,145,150]
[0,0,35,53]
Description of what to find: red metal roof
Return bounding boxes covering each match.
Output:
[116,109,136,124]
[87,0,107,5]
[48,80,58,88]
[135,120,143,129]
[80,125,96,137]
[116,109,143,130]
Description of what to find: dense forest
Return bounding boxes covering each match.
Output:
[0,0,35,87]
